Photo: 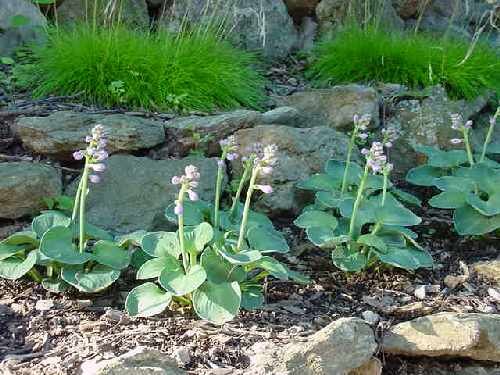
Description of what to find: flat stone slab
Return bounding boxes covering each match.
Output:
[14,111,165,159]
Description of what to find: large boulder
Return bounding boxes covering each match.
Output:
[80,347,185,375]
[14,111,165,159]
[473,260,500,286]
[244,317,377,374]
[231,125,353,217]
[274,85,380,129]
[0,162,61,219]
[0,0,47,56]
[383,313,500,362]
[57,0,149,27]
[163,110,263,156]
[316,0,404,35]
[160,0,298,60]
[66,155,222,233]
[385,86,491,176]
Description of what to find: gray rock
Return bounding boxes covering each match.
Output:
[0,162,62,219]
[231,125,354,217]
[383,313,500,362]
[275,85,380,129]
[14,111,165,159]
[0,0,47,56]
[316,0,404,35]
[80,347,185,375]
[57,0,149,27]
[164,110,262,156]
[66,155,222,233]
[385,86,491,176]
[473,260,500,286]
[160,0,298,60]
[261,106,299,125]
[245,317,377,374]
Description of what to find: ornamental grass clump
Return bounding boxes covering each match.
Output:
[295,115,432,272]
[407,107,500,235]
[0,125,132,293]
[19,25,265,112]
[126,139,307,324]
[308,25,500,100]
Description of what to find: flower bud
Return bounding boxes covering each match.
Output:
[90,163,106,172]
[89,174,101,184]
[174,201,183,215]
[171,176,181,185]
[73,150,85,161]
[255,184,273,194]
[187,189,199,201]
[450,138,463,144]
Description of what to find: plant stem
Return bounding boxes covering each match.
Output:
[381,172,389,206]
[28,268,42,283]
[71,177,83,222]
[230,166,250,217]
[463,129,475,166]
[348,164,369,240]
[177,188,189,273]
[480,107,499,163]
[213,157,225,229]
[341,129,357,196]
[79,162,90,254]
[46,264,53,278]
[236,167,258,252]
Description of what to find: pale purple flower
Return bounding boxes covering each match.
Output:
[464,120,472,129]
[261,166,273,175]
[220,136,239,161]
[73,150,85,160]
[255,184,273,194]
[217,159,225,167]
[358,132,368,140]
[90,163,106,172]
[185,165,200,180]
[174,201,183,215]
[89,174,101,184]
[227,152,238,161]
[365,141,389,175]
[450,138,463,144]
[381,126,399,146]
[450,113,462,130]
[354,114,371,132]
[95,150,109,161]
[187,190,199,201]
[171,176,181,185]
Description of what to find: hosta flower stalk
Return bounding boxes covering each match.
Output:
[480,107,499,163]
[214,136,238,229]
[72,124,109,253]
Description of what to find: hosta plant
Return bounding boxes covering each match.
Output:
[406,108,500,235]
[126,140,306,324]
[0,125,132,293]
[294,115,432,272]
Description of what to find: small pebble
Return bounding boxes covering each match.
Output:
[361,310,381,325]
[172,346,191,366]
[35,300,54,311]
[414,285,426,300]
[488,288,500,302]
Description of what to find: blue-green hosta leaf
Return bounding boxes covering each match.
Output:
[406,165,446,187]
[338,197,376,228]
[218,249,262,265]
[415,145,468,168]
[391,189,422,207]
[306,226,335,246]
[357,234,387,251]
[429,191,467,209]
[84,223,113,241]
[247,227,289,253]
[455,165,500,194]
[165,201,204,226]
[116,230,147,247]
[296,173,340,191]
[92,240,130,270]
[252,256,289,280]
[159,264,207,296]
[32,212,71,238]
[433,176,475,192]
[192,281,241,325]
[315,191,345,208]
[466,192,500,216]
[294,210,338,230]
[454,206,500,235]
[375,194,421,227]
[230,203,275,230]
[0,251,37,280]
[0,231,38,260]
[324,160,363,184]
[41,278,70,293]
[331,246,367,272]
[376,246,433,270]
[40,226,92,265]
[61,265,120,293]
[141,232,180,259]
[126,282,172,317]
[287,270,311,284]
[137,256,179,280]
[319,235,350,249]
[130,249,153,269]
[201,248,246,284]
[240,286,264,310]
[185,222,213,253]
[365,174,388,190]
[486,141,500,154]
